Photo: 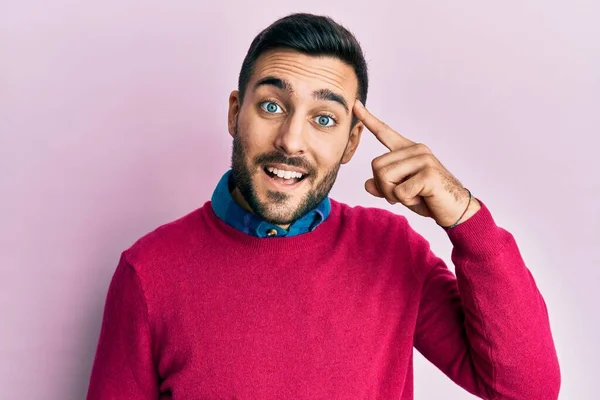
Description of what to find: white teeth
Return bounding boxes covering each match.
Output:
[266,166,304,180]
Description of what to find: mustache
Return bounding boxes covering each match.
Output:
[254,151,316,176]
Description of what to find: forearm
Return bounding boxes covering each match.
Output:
[447,201,560,399]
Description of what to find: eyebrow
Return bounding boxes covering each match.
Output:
[254,76,350,114]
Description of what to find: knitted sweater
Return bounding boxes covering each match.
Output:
[87,199,560,399]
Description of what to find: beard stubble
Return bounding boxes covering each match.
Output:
[230,127,343,226]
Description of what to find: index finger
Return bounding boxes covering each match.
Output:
[353,100,414,151]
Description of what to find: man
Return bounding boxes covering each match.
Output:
[87,13,560,399]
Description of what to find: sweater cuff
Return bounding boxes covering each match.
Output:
[445,199,507,260]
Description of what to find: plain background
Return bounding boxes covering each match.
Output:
[1,0,598,399]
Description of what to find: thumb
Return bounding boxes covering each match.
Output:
[365,178,384,198]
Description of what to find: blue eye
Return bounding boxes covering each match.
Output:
[260,101,282,114]
[315,115,336,127]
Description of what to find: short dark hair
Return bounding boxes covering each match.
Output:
[237,13,369,111]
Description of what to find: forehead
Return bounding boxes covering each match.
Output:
[249,49,358,100]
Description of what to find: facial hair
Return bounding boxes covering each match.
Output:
[230,126,343,226]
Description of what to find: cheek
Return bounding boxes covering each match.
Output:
[238,110,277,147]
[235,120,259,154]
[311,136,348,168]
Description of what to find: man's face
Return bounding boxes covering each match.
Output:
[227,49,363,226]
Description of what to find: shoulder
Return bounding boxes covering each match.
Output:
[121,203,209,270]
[330,198,410,235]
[328,199,429,283]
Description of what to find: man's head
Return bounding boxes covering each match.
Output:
[228,13,369,226]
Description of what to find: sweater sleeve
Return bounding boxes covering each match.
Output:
[410,201,560,399]
[87,255,159,399]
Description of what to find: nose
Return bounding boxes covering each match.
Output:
[273,112,308,156]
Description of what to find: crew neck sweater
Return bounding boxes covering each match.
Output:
[87,199,560,399]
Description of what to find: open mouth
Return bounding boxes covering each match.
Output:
[263,166,308,185]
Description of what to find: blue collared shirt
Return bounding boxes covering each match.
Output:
[210,170,331,238]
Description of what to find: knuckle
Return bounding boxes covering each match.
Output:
[371,153,390,170]
[394,188,410,203]
[423,166,438,180]
[371,156,383,171]
[379,161,395,175]
[380,160,403,179]
[415,143,431,154]
[419,153,435,164]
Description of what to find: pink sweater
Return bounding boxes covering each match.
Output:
[87,199,560,399]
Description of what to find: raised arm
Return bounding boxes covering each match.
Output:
[353,100,560,398]
[409,203,560,399]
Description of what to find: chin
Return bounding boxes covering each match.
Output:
[233,161,329,227]
[255,191,305,225]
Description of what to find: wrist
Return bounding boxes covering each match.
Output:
[456,197,481,225]
[437,189,480,229]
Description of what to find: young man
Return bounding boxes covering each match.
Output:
[87,13,560,400]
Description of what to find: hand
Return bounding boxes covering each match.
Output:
[353,100,480,227]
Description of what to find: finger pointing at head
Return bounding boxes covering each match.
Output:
[353,100,414,151]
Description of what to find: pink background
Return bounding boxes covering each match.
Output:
[1,1,598,399]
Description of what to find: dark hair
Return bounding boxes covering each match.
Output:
[237,13,369,112]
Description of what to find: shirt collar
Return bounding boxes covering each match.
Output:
[210,170,330,238]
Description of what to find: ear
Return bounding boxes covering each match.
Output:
[341,122,364,164]
[228,90,241,137]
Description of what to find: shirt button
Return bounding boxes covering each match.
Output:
[266,229,278,237]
